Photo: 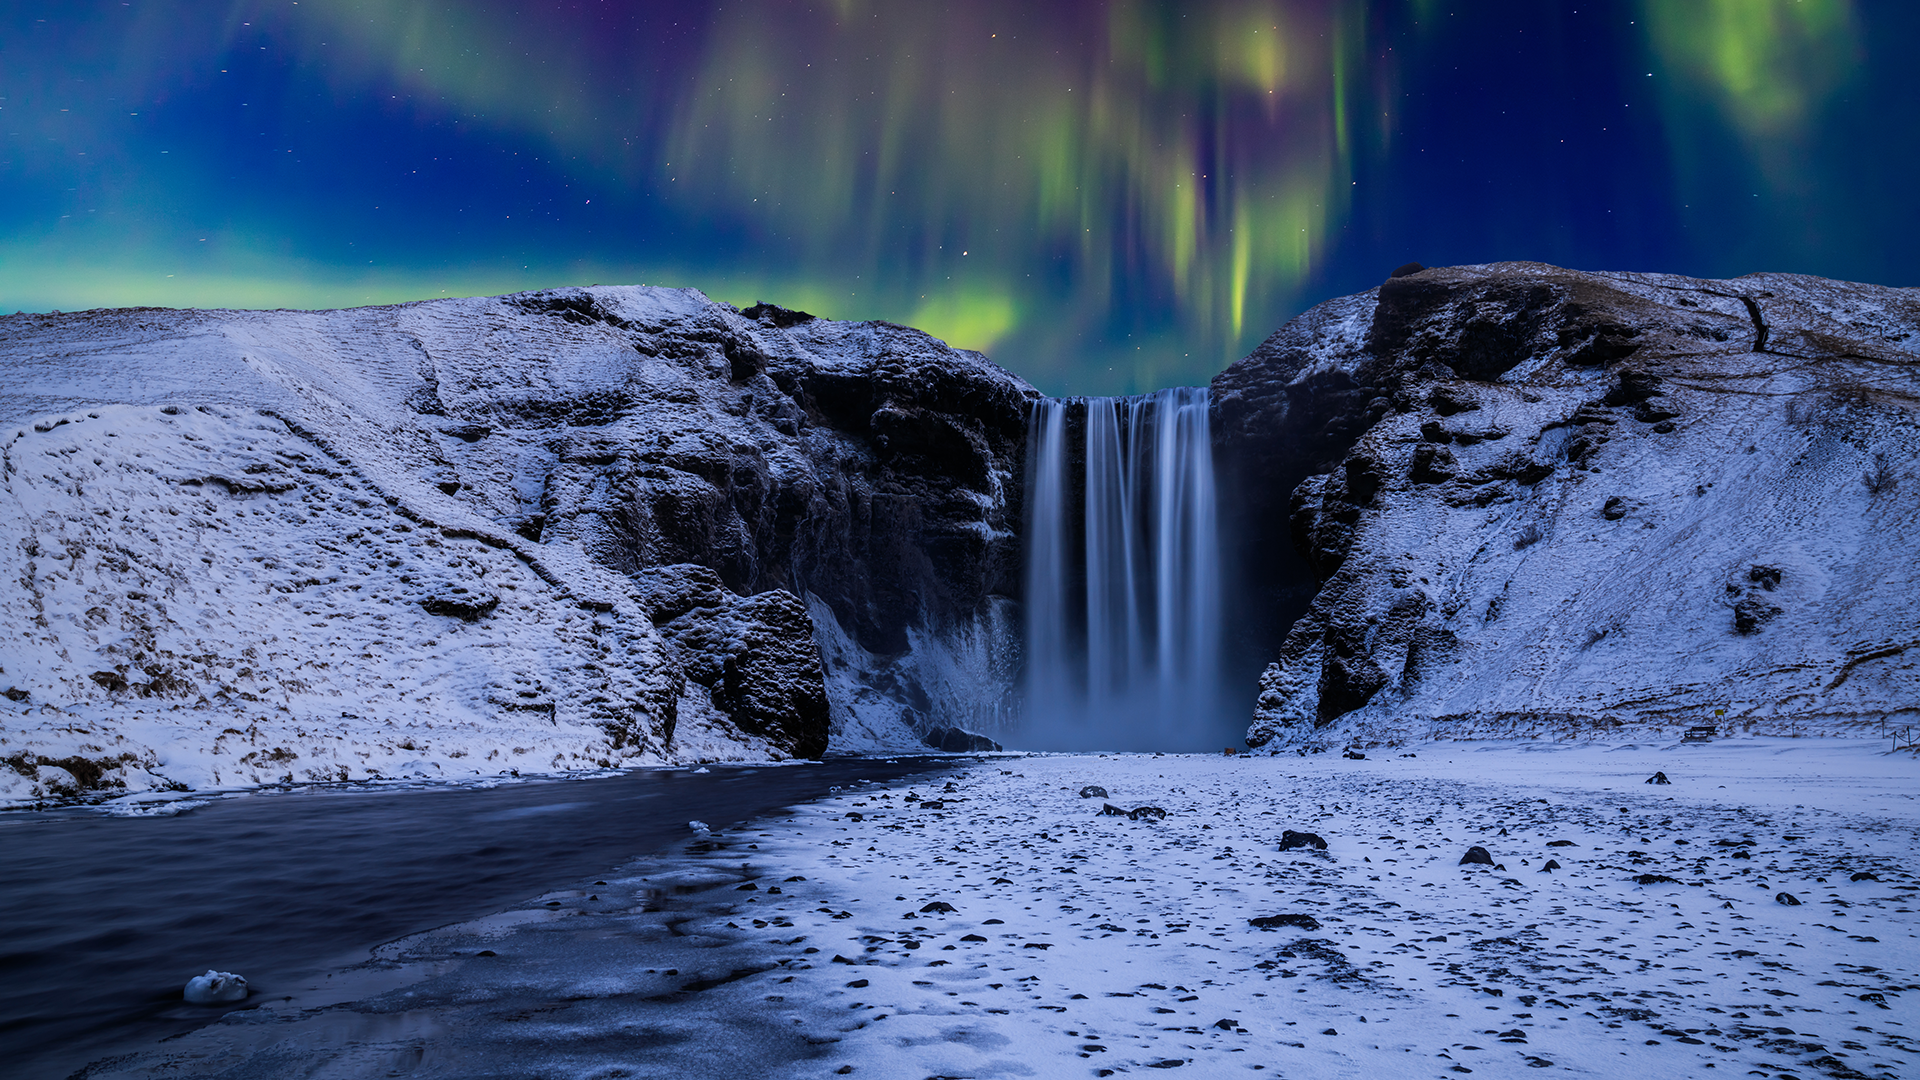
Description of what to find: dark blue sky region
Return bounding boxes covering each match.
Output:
[2,1,1914,394]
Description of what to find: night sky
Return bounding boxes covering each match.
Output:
[3,0,1913,394]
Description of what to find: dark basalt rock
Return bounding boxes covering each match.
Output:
[1279,830,1328,851]
[1249,913,1323,930]
[1539,859,1561,873]
[1079,785,1109,799]
[1128,806,1167,821]
[1646,771,1671,785]
[1733,597,1782,635]
[1459,846,1495,866]
[1098,803,1129,817]
[924,726,1002,753]
[1851,871,1880,882]
[418,591,501,622]
[1776,891,1802,906]
[639,564,829,758]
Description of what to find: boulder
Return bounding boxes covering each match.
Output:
[1279,830,1328,851]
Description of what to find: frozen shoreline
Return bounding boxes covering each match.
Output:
[76,739,1918,1079]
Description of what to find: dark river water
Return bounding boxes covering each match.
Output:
[0,758,952,1079]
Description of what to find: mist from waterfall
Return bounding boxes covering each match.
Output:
[1019,387,1227,751]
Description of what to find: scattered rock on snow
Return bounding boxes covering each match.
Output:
[1459,846,1495,866]
[1776,892,1802,906]
[1079,785,1109,799]
[1646,772,1671,785]
[1128,806,1167,821]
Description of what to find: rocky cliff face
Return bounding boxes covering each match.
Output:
[0,287,1031,803]
[1215,263,1920,746]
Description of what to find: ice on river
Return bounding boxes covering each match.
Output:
[83,739,1918,1079]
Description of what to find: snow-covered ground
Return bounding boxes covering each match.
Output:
[82,739,1917,1079]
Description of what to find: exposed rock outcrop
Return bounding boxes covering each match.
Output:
[0,287,1032,803]
[1216,263,1920,746]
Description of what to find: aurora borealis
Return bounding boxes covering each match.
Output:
[2,0,1911,393]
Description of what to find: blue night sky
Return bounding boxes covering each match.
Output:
[3,1,1914,394]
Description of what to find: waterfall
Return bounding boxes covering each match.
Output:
[1019,387,1224,751]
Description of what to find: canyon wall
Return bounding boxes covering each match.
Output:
[0,288,1031,802]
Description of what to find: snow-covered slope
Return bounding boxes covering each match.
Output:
[1215,263,1920,747]
[0,289,1034,803]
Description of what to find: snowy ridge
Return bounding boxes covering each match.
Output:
[0,288,1034,804]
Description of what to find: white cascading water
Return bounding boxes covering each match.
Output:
[1019,387,1223,750]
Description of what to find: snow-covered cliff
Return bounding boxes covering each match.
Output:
[0,288,1032,803]
[1216,263,1920,747]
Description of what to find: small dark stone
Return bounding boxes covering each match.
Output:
[1851,871,1879,882]
[1342,749,1367,760]
[1861,992,1889,1008]
[1775,891,1801,906]
[1390,262,1426,278]
[834,1067,854,1076]
[1636,874,1682,885]
[1539,859,1561,872]
[1459,846,1494,866]
[1098,803,1128,817]
[920,901,956,913]
[845,811,863,821]
[1602,495,1630,520]
[920,800,945,810]
[1321,1027,1339,1035]
[1213,1019,1236,1030]
[961,934,987,942]
[1129,806,1167,821]
[1646,771,1670,785]
[735,882,759,891]
[3,687,30,702]
[831,954,856,964]
[1279,830,1328,851]
[1249,913,1322,930]
[1079,785,1109,799]
[845,978,869,988]
[88,671,128,693]
[1546,840,1576,847]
